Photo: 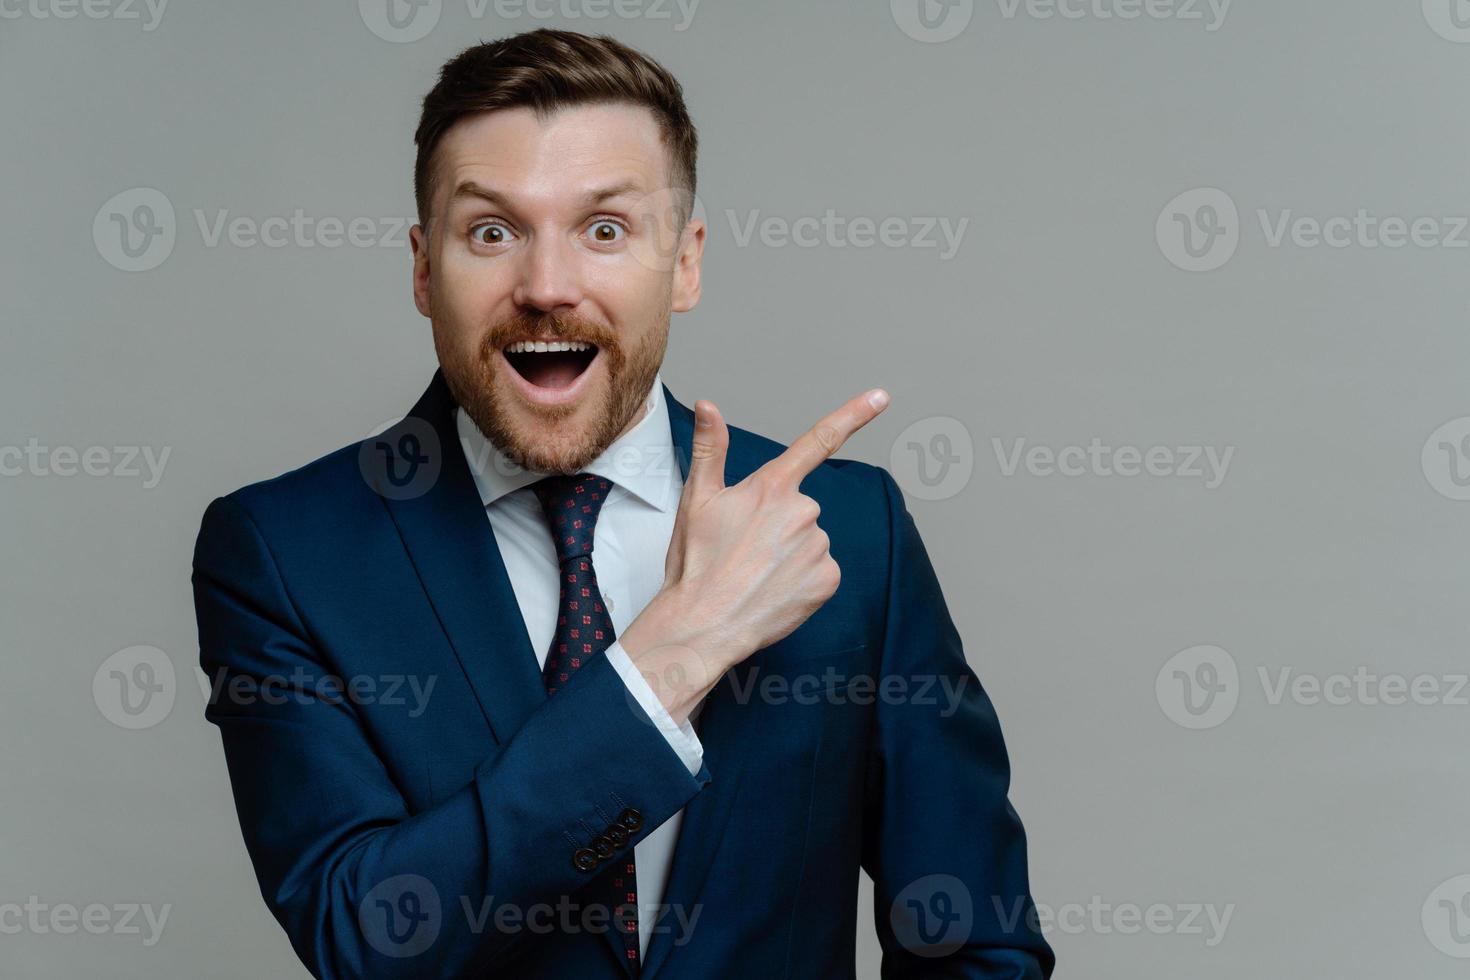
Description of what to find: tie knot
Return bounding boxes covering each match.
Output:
[533,473,613,562]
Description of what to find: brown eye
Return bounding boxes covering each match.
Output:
[589,220,624,243]
[471,222,511,245]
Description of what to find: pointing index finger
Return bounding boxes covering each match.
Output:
[765,388,890,486]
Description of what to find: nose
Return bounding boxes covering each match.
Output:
[511,234,583,314]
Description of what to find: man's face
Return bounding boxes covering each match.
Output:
[410,102,704,474]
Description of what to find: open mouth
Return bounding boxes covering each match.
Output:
[502,339,599,391]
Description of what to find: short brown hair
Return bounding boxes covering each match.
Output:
[413,29,698,228]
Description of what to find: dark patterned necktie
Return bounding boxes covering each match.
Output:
[532,473,640,974]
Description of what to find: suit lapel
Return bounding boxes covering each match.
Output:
[374,371,547,745]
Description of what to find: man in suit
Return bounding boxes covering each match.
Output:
[193,28,1053,980]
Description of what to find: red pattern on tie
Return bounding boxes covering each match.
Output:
[533,474,640,973]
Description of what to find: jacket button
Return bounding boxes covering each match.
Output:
[606,824,629,846]
[572,848,598,872]
[591,834,615,858]
[617,808,643,832]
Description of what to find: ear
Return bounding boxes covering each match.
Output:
[409,223,432,318]
[671,217,705,313]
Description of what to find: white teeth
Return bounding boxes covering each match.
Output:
[506,340,594,353]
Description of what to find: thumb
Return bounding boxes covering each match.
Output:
[684,399,729,505]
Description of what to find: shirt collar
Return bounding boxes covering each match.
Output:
[455,374,679,513]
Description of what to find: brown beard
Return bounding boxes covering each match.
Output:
[437,303,669,475]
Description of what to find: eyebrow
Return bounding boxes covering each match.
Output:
[448,179,645,212]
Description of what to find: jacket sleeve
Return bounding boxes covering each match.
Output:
[192,494,708,979]
[862,469,1055,979]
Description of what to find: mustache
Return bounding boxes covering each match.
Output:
[483,311,621,354]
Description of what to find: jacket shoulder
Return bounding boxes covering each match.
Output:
[723,421,899,524]
[198,435,386,551]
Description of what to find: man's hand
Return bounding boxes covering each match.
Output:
[619,388,890,723]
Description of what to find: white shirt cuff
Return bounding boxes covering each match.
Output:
[605,640,705,776]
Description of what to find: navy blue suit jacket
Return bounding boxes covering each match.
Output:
[192,372,1054,979]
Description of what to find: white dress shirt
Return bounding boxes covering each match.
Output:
[454,375,703,959]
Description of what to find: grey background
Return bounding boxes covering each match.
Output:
[4,0,1470,976]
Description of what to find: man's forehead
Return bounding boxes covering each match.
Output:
[435,103,669,199]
